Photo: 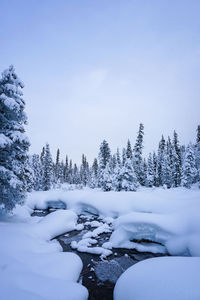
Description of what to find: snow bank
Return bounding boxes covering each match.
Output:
[33,209,77,240]
[27,186,200,217]
[108,206,200,256]
[0,210,88,300]
[114,257,200,300]
[27,187,200,256]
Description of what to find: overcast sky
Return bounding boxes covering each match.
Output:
[0,0,200,164]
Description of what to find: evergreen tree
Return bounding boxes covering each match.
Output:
[31,154,43,191]
[157,135,166,186]
[116,148,121,167]
[98,140,111,187]
[89,158,98,188]
[126,139,133,159]
[43,143,53,190]
[195,125,200,184]
[181,144,197,188]
[121,158,138,191]
[80,154,89,186]
[173,131,182,186]
[64,155,69,182]
[152,151,158,186]
[0,65,30,213]
[55,148,60,183]
[122,148,127,166]
[133,123,144,184]
[101,161,113,191]
[147,153,154,187]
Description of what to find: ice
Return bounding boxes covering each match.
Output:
[114,257,200,300]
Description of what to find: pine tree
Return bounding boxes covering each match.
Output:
[80,154,89,186]
[55,148,60,183]
[31,154,43,191]
[89,158,98,188]
[64,155,69,182]
[181,144,197,188]
[116,148,121,167]
[126,139,133,159]
[101,161,113,191]
[147,153,154,187]
[122,148,127,166]
[173,131,182,186]
[43,143,53,191]
[133,123,144,185]
[152,151,158,186]
[195,125,200,185]
[157,135,166,186]
[121,158,139,191]
[0,65,30,213]
[98,140,111,187]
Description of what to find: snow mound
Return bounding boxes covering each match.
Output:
[33,209,77,240]
[0,210,88,300]
[108,208,200,256]
[114,257,200,300]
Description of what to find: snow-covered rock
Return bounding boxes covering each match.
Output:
[114,257,200,300]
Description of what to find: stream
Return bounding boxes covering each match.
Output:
[32,209,166,300]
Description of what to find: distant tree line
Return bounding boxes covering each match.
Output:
[1,65,200,214]
[29,123,200,192]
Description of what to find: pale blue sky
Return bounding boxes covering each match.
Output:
[0,0,200,163]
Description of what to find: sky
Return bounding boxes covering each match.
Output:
[0,0,200,164]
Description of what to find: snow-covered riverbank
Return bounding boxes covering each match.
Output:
[0,209,88,300]
[1,186,200,299]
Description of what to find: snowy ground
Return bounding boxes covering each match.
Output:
[0,209,88,300]
[27,185,200,256]
[1,186,200,299]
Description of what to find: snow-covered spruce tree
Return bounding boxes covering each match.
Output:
[64,155,69,182]
[133,123,144,185]
[80,154,89,186]
[23,155,34,192]
[126,139,133,159]
[121,158,139,191]
[0,65,30,213]
[152,151,158,186]
[157,135,166,186]
[72,163,80,184]
[181,144,197,188]
[55,148,60,183]
[98,140,111,187]
[31,154,43,191]
[195,125,200,185]
[162,147,172,188]
[172,131,182,186]
[116,148,121,167]
[147,153,154,187]
[122,148,127,166]
[101,160,113,191]
[89,158,98,188]
[43,143,54,191]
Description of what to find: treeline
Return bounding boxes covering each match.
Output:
[1,65,200,215]
[28,123,200,192]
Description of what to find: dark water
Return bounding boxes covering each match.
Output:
[32,210,166,300]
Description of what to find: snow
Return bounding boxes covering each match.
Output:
[27,186,200,217]
[70,222,113,258]
[0,133,11,147]
[114,257,200,300]
[27,187,200,255]
[0,210,88,300]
